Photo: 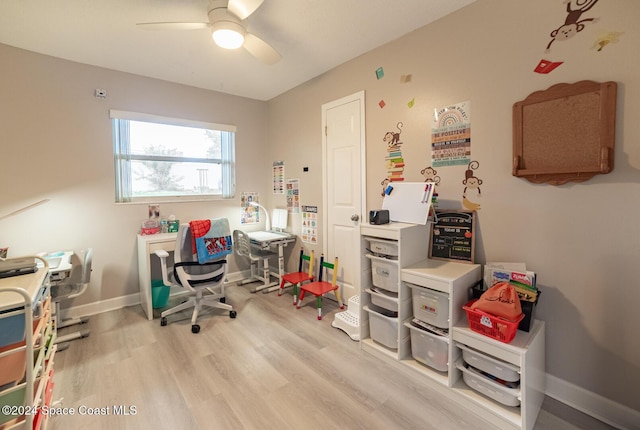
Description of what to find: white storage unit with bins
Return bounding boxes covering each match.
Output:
[359,222,546,430]
[0,257,56,430]
[452,319,545,430]
[360,223,430,360]
[400,259,481,386]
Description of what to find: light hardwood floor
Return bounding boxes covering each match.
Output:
[50,284,618,430]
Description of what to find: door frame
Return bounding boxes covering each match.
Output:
[321,91,366,297]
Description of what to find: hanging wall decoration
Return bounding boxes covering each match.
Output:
[240,192,260,224]
[432,101,471,167]
[301,205,318,244]
[273,161,285,194]
[286,178,300,213]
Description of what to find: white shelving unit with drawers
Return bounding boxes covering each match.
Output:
[400,259,481,386]
[0,257,56,430]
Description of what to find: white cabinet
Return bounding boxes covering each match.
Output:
[137,233,177,320]
[358,224,546,430]
[452,320,545,430]
[359,222,430,361]
[0,259,55,430]
[400,259,481,386]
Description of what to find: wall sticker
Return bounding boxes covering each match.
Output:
[461,161,482,211]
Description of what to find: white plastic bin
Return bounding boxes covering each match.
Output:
[405,322,449,372]
[368,256,398,292]
[364,305,398,350]
[458,343,520,382]
[407,283,449,328]
[457,362,521,407]
[366,288,399,313]
[365,237,398,258]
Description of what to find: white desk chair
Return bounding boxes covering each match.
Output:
[233,229,278,293]
[155,222,236,334]
[51,248,93,351]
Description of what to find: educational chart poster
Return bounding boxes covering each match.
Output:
[240,192,260,224]
[431,101,471,167]
[273,161,285,194]
[286,178,300,213]
[301,205,318,244]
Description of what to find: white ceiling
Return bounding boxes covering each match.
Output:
[0,0,475,101]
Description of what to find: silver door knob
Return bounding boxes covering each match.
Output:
[351,214,360,221]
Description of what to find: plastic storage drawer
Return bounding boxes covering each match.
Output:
[369,257,398,292]
[408,283,449,328]
[406,322,449,372]
[366,288,398,313]
[458,343,520,382]
[365,237,398,258]
[364,305,398,350]
[0,311,26,348]
[457,362,521,407]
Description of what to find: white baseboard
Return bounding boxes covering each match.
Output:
[60,281,638,430]
[546,373,640,430]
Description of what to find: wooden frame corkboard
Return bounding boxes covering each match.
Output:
[513,80,617,185]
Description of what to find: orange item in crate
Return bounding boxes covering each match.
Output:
[463,300,524,344]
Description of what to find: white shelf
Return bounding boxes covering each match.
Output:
[358,224,546,430]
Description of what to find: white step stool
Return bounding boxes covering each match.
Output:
[332,294,360,341]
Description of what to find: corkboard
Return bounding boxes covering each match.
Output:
[513,81,617,185]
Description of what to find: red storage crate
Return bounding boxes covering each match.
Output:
[463,300,524,344]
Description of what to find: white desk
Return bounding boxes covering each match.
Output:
[137,231,296,319]
[137,233,177,320]
[243,231,296,293]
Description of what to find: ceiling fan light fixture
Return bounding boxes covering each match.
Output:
[211,21,245,49]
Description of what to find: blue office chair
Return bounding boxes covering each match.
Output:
[155,222,236,334]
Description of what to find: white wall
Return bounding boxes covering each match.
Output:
[0,44,271,306]
[268,0,640,421]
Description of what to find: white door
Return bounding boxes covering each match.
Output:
[322,91,366,301]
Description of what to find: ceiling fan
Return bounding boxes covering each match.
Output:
[137,0,281,65]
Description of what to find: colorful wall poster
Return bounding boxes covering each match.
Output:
[240,192,260,224]
[286,178,300,213]
[301,205,318,244]
[273,161,285,194]
[431,101,471,167]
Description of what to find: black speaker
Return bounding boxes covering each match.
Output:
[369,209,389,225]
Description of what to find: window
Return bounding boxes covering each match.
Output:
[110,110,235,203]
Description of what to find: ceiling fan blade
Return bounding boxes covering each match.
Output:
[136,22,210,31]
[243,32,281,65]
[227,0,264,20]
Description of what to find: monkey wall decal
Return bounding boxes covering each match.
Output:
[546,0,600,51]
[462,160,482,211]
[420,166,441,185]
[383,122,404,148]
